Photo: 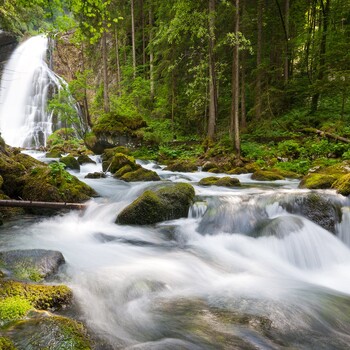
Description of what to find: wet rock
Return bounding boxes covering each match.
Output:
[280,192,342,233]
[257,216,304,238]
[0,249,65,281]
[77,154,96,165]
[164,160,198,173]
[85,172,106,179]
[102,152,136,173]
[8,313,92,350]
[117,183,195,225]
[299,173,338,189]
[199,176,240,187]
[118,167,161,182]
[59,155,80,171]
[45,150,62,158]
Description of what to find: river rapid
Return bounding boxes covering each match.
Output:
[1,153,350,349]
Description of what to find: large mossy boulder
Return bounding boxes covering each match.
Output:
[102,152,136,173]
[199,176,241,187]
[22,166,96,203]
[8,314,92,350]
[0,249,65,282]
[332,174,350,196]
[59,156,80,171]
[77,154,96,165]
[117,183,195,225]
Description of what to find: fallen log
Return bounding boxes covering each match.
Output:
[0,200,86,210]
[303,128,350,143]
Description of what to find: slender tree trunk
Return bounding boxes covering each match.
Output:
[207,0,218,141]
[115,27,122,95]
[149,6,154,100]
[81,43,91,127]
[171,71,175,139]
[231,0,240,157]
[311,0,330,113]
[284,0,290,83]
[102,29,110,113]
[141,0,146,69]
[241,53,246,129]
[131,0,136,79]
[255,0,263,119]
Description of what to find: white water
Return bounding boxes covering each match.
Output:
[2,158,350,349]
[0,36,62,148]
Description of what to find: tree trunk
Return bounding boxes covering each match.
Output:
[231,0,240,157]
[80,42,91,127]
[141,0,146,69]
[255,0,263,119]
[311,0,330,113]
[102,29,110,113]
[115,26,122,94]
[149,6,154,100]
[131,0,136,79]
[284,0,290,83]
[241,53,246,129]
[207,0,218,141]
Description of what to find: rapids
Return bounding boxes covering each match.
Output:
[1,154,350,349]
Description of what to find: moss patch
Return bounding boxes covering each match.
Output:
[0,337,16,350]
[299,173,339,189]
[0,296,32,323]
[199,176,241,187]
[251,170,285,181]
[164,160,198,173]
[59,156,80,171]
[332,174,350,196]
[119,168,161,182]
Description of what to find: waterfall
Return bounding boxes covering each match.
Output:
[0,35,62,148]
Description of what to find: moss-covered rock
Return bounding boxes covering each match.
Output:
[22,166,96,203]
[117,183,195,225]
[0,249,65,282]
[77,155,96,165]
[45,150,62,158]
[227,167,249,175]
[0,280,72,311]
[84,172,106,179]
[164,160,198,173]
[199,176,241,187]
[102,153,137,173]
[0,296,32,324]
[9,314,91,350]
[201,161,218,172]
[0,337,16,350]
[59,156,80,171]
[251,170,285,181]
[114,164,134,178]
[118,168,161,182]
[332,174,350,196]
[299,173,339,189]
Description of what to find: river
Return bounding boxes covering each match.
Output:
[1,153,350,349]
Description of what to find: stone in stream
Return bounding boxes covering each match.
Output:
[117,183,195,225]
[0,249,65,282]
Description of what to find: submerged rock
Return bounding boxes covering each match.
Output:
[0,249,65,282]
[117,183,195,225]
[199,176,240,187]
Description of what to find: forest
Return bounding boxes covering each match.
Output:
[1,0,350,176]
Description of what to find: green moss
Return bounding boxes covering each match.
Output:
[332,174,350,196]
[12,264,42,282]
[119,168,161,182]
[114,164,133,178]
[59,156,80,171]
[199,176,240,187]
[0,337,16,350]
[164,160,198,172]
[102,153,137,173]
[117,183,195,225]
[45,150,62,158]
[251,170,285,181]
[299,173,339,189]
[77,155,96,165]
[227,167,248,175]
[0,296,32,323]
[0,281,72,310]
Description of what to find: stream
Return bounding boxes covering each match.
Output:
[1,153,350,349]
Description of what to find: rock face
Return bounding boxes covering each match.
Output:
[117,183,195,225]
[0,249,65,282]
[199,176,241,187]
[0,32,18,72]
[280,192,342,233]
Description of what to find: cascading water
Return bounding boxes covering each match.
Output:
[2,157,350,349]
[0,35,63,148]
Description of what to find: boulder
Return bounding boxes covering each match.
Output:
[280,192,342,233]
[299,173,338,189]
[199,176,241,187]
[164,160,198,173]
[102,153,136,173]
[251,170,285,181]
[332,173,350,196]
[45,150,62,158]
[0,249,65,281]
[77,154,96,165]
[85,172,106,179]
[118,168,161,182]
[117,183,195,225]
[59,156,80,171]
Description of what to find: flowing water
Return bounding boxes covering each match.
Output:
[0,36,65,148]
[1,154,350,349]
